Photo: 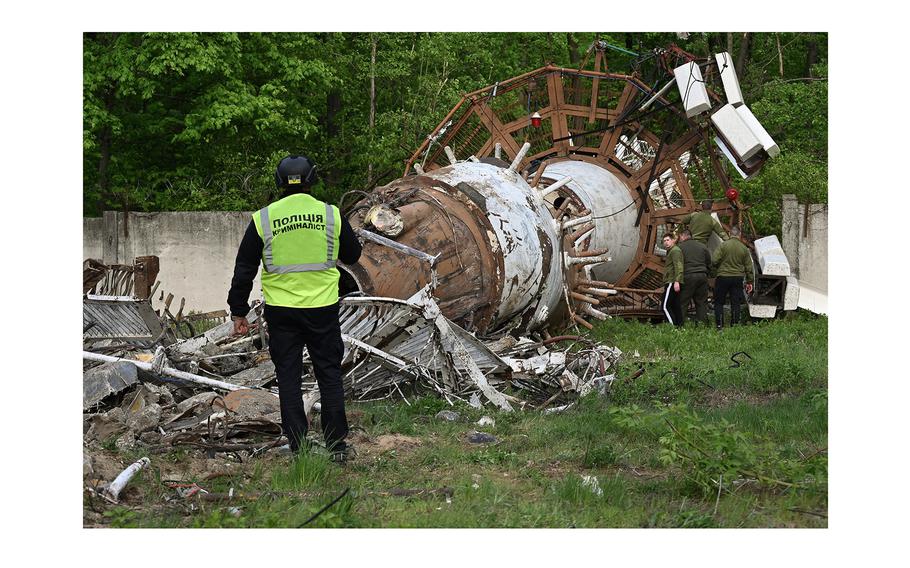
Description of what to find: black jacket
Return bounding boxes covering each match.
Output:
[678,238,712,277]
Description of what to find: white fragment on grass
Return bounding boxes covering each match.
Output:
[468,393,482,409]
[581,475,603,497]
[476,416,495,427]
[102,457,150,503]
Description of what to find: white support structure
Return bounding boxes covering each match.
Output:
[444,146,458,165]
[736,105,780,158]
[753,235,791,277]
[538,176,573,198]
[508,142,532,172]
[711,104,762,161]
[747,303,777,318]
[413,163,425,175]
[494,142,502,160]
[714,52,744,107]
[673,62,711,117]
[784,276,800,311]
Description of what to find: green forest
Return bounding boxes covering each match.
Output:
[83,32,827,234]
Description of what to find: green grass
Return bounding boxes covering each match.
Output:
[87,311,828,528]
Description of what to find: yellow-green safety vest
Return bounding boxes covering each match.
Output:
[252,193,341,308]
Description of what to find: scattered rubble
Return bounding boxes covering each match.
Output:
[82,258,628,486]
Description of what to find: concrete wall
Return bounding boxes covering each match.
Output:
[781,194,828,293]
[83,212,263,313]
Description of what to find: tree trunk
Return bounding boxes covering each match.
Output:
[735,32,752,78]
[566,33,583,132]
[726,33,733,56]
[806,40,818,77]
[368,34,377,181]
[97,89,114,216]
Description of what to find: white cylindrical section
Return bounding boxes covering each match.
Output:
[539,175,572,197]
[444,146,458,165]
[508,142,532,172]
[542,160,641,283]
[427,162,563,329]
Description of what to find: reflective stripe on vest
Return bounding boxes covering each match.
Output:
[259,202,336,274]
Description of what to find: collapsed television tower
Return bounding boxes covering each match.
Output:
[341,42,796,335]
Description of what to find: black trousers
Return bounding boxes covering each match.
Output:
[679,273,709,325]
[662,283,683,326]
[264,303,349,452]
[714,276,745,327]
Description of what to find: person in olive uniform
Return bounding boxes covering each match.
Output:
[661,232,684,327]
[677,229,712,325]
[712,226,755,329]
[227,155,362,462]
[681,199,729,244]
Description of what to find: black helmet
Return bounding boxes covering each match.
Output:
[274,155,317,189]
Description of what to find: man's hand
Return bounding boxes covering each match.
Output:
[232,316,250,336]
[673,281,680,293]
[745,283,753,294]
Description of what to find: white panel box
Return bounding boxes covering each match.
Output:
[714,52,744,107]
[714,137,752,180]
[753,235,786,258]
[759,254,791,277]
[736,105,780,158]
[748,303,778,318]
[711,104,762,161]
[784,276,800,311]
[674,62,711,118]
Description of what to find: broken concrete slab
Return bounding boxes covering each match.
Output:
[84,362,139,410]
[212,389,279,421]
[435,410,460,422]
[125,403,162,434]
[227,360,276,388]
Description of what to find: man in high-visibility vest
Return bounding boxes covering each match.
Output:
[227,155,362,462]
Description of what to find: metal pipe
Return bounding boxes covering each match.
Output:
[444,146,458,165]
[538,176,573,198]
[355,227,439,267]
[508,142,532,172]
[83,352,247,392]
[567,253,611,266]
[562,214,594,230]
[639,78,676,111]
[569,291,600,305]
[577,287,618,298]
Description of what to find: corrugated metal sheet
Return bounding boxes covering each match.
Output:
[83,295,162,340]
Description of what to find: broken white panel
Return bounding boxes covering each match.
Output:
[797,280,827,315]
[736,105,780,158]
[714,52,744,107]
[714,137,752,180]
[747,303,777,318]
[753,235,791,276]
[759,254,791,277]
[674,62,711,117]
[784,276,800,311]
[753,235,785,257]
[711,104,762,161]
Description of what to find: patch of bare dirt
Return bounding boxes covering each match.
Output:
[699,389,784,408]
[348,432,423,458]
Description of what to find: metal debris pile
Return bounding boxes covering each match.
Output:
[83,259,624,465]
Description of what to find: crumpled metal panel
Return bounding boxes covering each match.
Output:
[83,295,162,340]
[333,293,511,403]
